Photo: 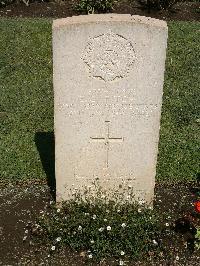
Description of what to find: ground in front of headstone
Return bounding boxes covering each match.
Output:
[0,182,199,266]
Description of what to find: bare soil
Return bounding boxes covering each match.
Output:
[0,181,199,265]
[0,1,199,21]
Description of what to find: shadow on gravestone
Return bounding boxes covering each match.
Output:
[35,132,56,200]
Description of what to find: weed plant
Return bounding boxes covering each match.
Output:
[137,0,180,11]
[37,186,164,262]
[74,0,117,14]
[195,227,200,250]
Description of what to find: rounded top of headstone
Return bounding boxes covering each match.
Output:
[53,14,167,30]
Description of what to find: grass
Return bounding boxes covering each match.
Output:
[157,22,200,181]
[0,18,53,180]
[0,18,199,182]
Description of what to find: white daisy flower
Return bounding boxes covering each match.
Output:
[51,246,56,251]
[57,208,61,213]
[98,227,104,232]
[152,239,158,245]
[88,254,93,259]
[56,237,61,242]
[90,240,95,244]
[120,251,125,256]
[138,200,145,205]
[78,225,82,231]
[107,226,111,231]
[92,214,97,220]
[121,223,126,228]
[119,259,124,265]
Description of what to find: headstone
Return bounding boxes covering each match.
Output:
[53,14,168,204]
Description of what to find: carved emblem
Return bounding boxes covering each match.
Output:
[82,32,135,82]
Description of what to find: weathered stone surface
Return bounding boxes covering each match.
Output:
[53,14,168,204]
[82,31,136,82]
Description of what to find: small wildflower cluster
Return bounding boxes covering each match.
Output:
[23,228,29,241]
[37,187,162,263]
[50,236,62,253]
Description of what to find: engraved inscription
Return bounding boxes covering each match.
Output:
[58,101,158,117]
[82,32,135,82]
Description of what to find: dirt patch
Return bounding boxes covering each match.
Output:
[0,181,199,265]
[0,1,199,21]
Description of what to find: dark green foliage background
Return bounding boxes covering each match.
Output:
[74,0,116,13]
[0,19,199,181]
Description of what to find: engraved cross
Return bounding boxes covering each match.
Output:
[90,121,123,168]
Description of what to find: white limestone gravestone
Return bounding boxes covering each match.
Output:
[53,14,168,204]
